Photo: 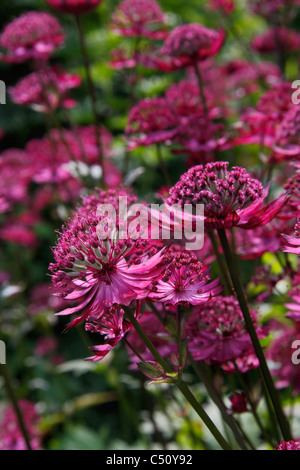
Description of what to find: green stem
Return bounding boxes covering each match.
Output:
[194,65,208,119]
[156,144,171,187]
[209,231,233,295]
[125,308,232,450]
[232,360,274,446]
[74,14,103,169]
[217,228,292,441]
[0,365,32,450]
[188,354,249,450]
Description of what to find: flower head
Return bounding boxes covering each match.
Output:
[209,0,235,14]
[249,0,300,21]
[85,305,133,361]
[167,162,288,231]
[251,27,300,55]
[229,392,248,413]
[282,219,300,255]
[45,0,104,15]
[159,23,225,69]
[9,67,81,112]
[126,97,179,149]
[0,12,65,63]
[274,107,300,159]
[148,248,221,306]
[49,189,166,329]
[110,0,167,39]
[267,322,300,395]
[0,400,41,450]
[276,440,300,450]
[184,296,264,364]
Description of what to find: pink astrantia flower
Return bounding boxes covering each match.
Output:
[0,12,65,63]
[236,82,295,149]
[110,0,168,39]
[209,0,235,14]
[267,322,300,395]
[49,189,166,329]
[158,23,225,70]
[148,249,221,306]
[229,392,248,413]
[276,440,300,450]
[167,162,288,231]
[0,149,33,213]
[126,310,177,367]
[274,107,300,159]
[251,27,300,55]
[221,353,260,374]
[125,97,179,149]
[0,400,41,450]
[285,283,300,322]
[85,306,133,361]
[46,0,104,15]
[184,296,265,364]
[249,0,300,21]
[282,219,300,255]
[9,67,81,112]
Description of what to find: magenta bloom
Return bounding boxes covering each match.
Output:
[148,249,221,306]
[251,27,300,55]
[229,392,248,414]
[237,82,295,150]
[86,306,133,361]
[276,440,300,450]
[10,67,81,112]
[46,0,104,15]
[282,219,300,256]
[249,0,300,20]
[184,296,265,365]
[274,107,300,159]
[0,400,41,450]
[110,0,167,39]
[126,310,177,367]
[0,149,33,213]
[167,162,288,231]
[158,23,225,70]
[50,190,166,329]
[267,323,300,395]
[0,12,65,63]
[126,97,179,149]
[209,0,234,14]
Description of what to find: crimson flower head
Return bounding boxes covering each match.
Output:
[159,23,225,69]
[184,296,265,364]
[110,0,167,39]
[251,27,300,55]
[276,440,300,450]
[0,400,41,450]
[148,248,221,306]
[45,0,104,15]
[49,189,166,329]
[0,12,65,63]
[282,218,300,256]
[274,107,300,159]
[249,0,300,21]
[209,0,234,14]
[85,306,133,361]
[126,97,179,149]
[167,162,288,231]
[229,392,248,414]
[9,67,81,112]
